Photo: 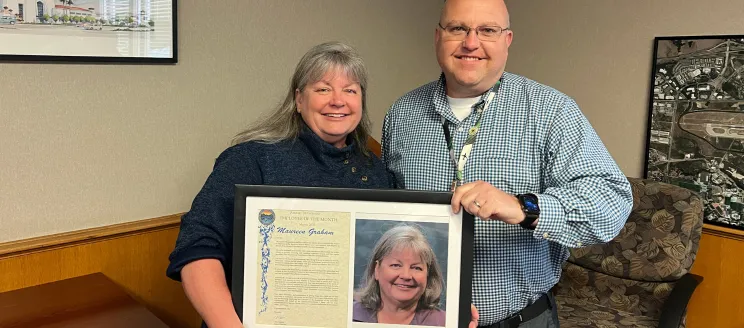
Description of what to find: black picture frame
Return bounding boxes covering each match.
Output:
[0,0,177,64]
[643,34,744,231]
[232,185,475,328]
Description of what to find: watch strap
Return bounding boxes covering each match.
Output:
[518,194,539,230]
[519,212,538,230]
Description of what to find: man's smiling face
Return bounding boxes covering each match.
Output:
[435,0,513,98]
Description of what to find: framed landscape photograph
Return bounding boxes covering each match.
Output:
[0,0,177,63]
[232,185,475,328]
[644,35,744,231]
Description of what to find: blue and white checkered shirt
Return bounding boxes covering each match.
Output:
[381,72,633,325]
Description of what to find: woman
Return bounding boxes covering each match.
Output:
[166,41,391,328]
[353,224,446,326]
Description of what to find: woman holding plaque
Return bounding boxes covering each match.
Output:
[353,224,447,326]
[166,41,392,328]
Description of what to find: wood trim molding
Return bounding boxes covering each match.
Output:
[0,213,183,259]
[366,136,381,157]
[703,223,744,241]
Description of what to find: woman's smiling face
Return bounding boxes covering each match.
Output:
[374,246,428,306]
[295,68,362,148]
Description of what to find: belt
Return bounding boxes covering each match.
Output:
[478,294,552,328]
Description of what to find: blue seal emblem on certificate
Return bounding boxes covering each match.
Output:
[258,209,275,225]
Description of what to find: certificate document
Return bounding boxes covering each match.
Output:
[233,186,475,328]
[255,210,351,328]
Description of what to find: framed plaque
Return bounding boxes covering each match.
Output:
[232,185,474,328]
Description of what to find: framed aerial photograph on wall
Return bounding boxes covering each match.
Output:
[644,35,744,231]
[0,0,177,63]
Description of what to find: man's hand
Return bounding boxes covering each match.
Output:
[451,180,526,224]
[469,304,479,328]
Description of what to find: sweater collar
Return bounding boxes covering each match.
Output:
[297,122,356,160]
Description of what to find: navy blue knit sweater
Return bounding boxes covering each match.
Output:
[166,126,392,283]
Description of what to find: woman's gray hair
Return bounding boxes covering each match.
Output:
[231,41,371,155]
[356,224,445,311]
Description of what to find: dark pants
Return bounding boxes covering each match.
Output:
[517,293,560,328]
[480,293,561,328]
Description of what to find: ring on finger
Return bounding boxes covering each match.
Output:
[473,200,482,208]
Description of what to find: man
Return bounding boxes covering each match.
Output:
[380,0,633,327]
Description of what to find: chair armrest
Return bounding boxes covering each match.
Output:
[658,273,703,328]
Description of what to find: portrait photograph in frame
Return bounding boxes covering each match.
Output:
[0,0,177,63]
[232,185,475,328]
[643,35,744,231]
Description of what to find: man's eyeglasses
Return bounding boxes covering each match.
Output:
[438,23,511,42]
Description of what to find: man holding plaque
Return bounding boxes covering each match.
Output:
[381,0,633,327]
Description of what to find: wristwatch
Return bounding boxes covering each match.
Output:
[517,193,540,230]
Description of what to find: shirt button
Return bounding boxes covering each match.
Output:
[361,176,368,182]
[351,167,357,173]
[543,233,549,239]
[577,242,582,247]
[343,160,349,165]
[458,127,464,132]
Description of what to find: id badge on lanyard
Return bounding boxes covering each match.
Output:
[441,81,500,191]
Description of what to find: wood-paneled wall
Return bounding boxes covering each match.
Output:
[0,214,202,328]
[687,225,744,328]
[1,219,743,328]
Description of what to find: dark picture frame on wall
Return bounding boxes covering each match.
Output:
[0,0,177,63]
[643,34,744,231]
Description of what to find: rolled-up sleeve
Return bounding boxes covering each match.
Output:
[533,98,633,248]
[166,145,262,281]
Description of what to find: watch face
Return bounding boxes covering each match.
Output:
[521,194,539,214]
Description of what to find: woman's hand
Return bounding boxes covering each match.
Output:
[181,259,243,328]
[469,304,479,328]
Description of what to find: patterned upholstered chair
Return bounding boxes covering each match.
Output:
[554,177,704,328]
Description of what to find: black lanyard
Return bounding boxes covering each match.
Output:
[441,80,501,191]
